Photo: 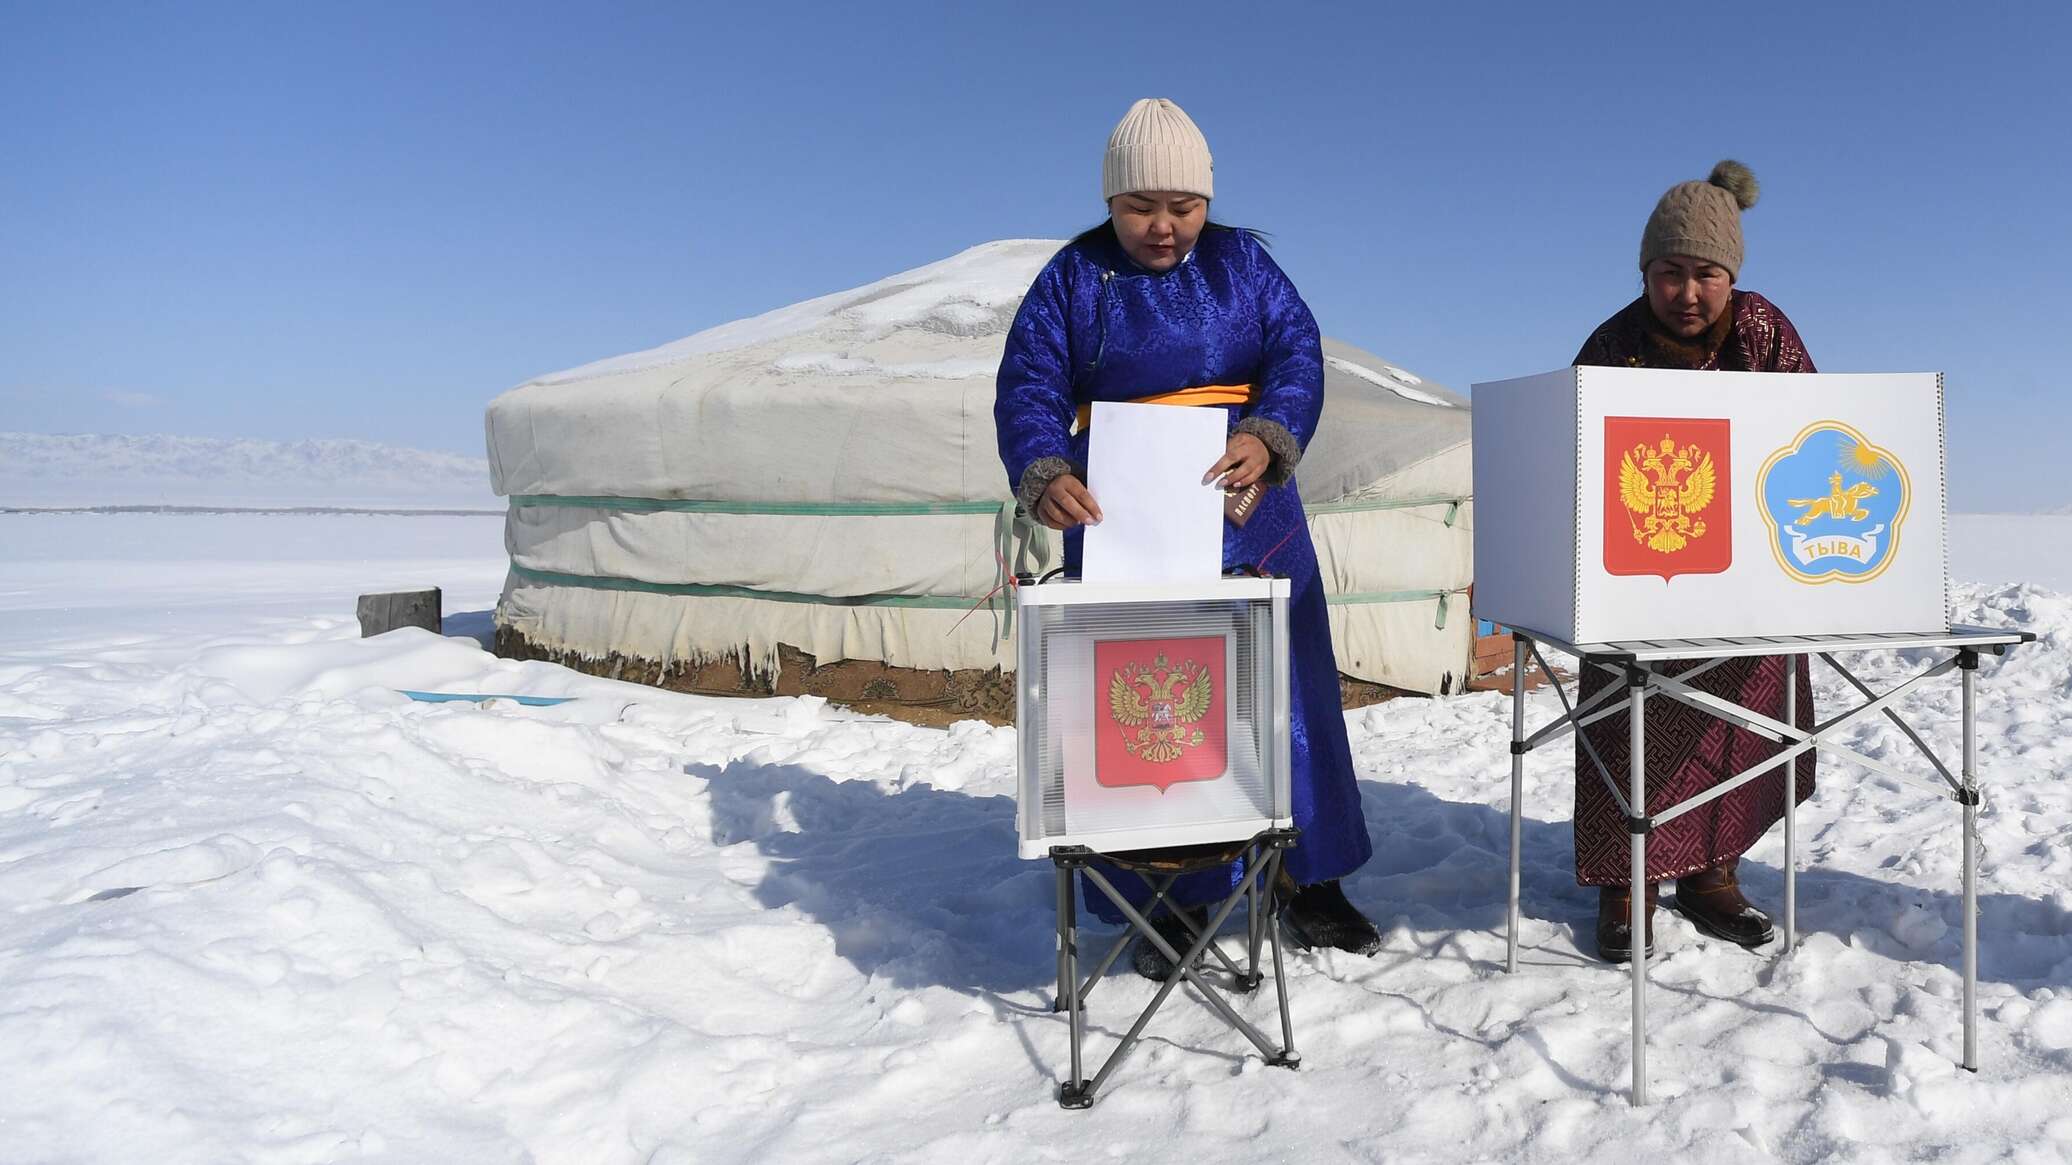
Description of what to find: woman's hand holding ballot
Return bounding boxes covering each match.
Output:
[1204,432,1270,490]
[1035,432,1269,531]
[1036,473,1103,530]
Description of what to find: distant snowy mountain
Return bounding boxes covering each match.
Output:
[0,432,495,509]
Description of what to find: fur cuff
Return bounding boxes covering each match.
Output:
[1235,418,1302,486]
[1016,456,1078,515]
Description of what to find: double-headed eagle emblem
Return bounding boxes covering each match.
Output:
[1108,650,1212,763]
[1618,436,1718,554]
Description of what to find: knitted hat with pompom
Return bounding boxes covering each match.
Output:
[1639,160,1760,278]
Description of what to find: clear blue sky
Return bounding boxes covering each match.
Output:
[3,2,2066,509]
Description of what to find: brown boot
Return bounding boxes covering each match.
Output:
[1594,882,1659,963]
[1674,858,1775,947]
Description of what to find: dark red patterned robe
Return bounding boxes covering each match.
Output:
[1571,290,1817,886]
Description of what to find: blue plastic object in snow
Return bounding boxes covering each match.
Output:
[397,690,577,707]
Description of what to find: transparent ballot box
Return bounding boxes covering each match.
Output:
[1014,577,1293,860]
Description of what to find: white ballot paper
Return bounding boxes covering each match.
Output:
[1080,401,1228,584]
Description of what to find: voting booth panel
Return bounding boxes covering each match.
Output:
[1472,366,1948,643]
[1014,577,1292,860]
[1471,364,2025,1107]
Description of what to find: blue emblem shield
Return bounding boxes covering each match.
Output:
[1756,421,1912,584]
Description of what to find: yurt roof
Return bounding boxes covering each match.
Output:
[487,240,1468,507]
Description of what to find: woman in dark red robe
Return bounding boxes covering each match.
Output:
[1573,161,1817,962]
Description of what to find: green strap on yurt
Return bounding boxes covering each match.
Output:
[994,500,1056,581]
[506,502,1050,640]
[510,495,1002,517]
[508,495,1465,632]
[506,564,981,609]
[511,564,1463,630]
[514,493,1469,523]
[1327,587,1469,630]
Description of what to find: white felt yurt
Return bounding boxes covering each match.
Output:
[485,241,1474,716]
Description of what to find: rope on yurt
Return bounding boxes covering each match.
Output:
[1302,494,1468,526]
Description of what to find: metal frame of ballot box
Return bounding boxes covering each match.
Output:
[1014,573,1301,1109]
[1500,624,2034,1105]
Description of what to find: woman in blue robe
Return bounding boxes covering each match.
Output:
[994,98,1378,976]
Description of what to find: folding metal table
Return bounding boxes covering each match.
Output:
[1501,624,2034,1104]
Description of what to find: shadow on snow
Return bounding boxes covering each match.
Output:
[685,759,2072,1003]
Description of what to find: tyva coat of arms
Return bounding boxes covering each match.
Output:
[1756,420,1911,584]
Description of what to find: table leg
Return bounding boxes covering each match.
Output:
[1962,652,1979,1073]
[1784,658,1798,951]
[1508,634,1526,974]
[1629,666,1648,1107]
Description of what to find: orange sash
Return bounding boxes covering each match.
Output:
[1073,384,1255,433]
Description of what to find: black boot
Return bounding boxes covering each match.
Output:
[1130,905,1208,981]
[1281,879,1382,956]
[1674,858,1775,947]
[1595,882,1660,963]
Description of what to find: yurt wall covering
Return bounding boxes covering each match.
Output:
[486,241,1475,702]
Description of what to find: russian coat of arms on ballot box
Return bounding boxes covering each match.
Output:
[1604,416,1733,580]
[1094,636,1230,792]
[1758,420,1912,584]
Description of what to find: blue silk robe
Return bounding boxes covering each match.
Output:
[995,225,1372,919]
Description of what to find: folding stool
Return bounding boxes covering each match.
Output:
[1048,829,1300,1109]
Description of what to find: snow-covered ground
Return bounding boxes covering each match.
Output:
[3,512,2070,1163]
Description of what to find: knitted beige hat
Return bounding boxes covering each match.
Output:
[1639,160,1760,278]
[1102,98,1213,202]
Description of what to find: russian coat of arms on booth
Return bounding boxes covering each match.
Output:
[1758,421,1912,583]
[1094,636,1229,791]
[1604,416,1733,580]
